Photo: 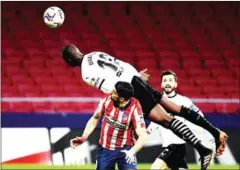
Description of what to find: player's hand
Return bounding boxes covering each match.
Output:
[121,150,136,164]
[70,136,86,149]
[139,68,150,82]
[216,131,228,156]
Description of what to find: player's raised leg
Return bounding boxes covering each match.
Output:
[147,70,227,156]
[132,76,213,170]
[148,104,213,170]
[159,95,227,155]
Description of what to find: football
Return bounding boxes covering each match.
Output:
[43,6,65,28]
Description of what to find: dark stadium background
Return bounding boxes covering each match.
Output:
[1,1,239,167]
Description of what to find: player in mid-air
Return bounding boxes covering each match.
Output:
[61,44,227,170]
[148,70,215,170]
[70,81,147,170]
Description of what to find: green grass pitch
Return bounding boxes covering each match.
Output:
[2,164,239,169]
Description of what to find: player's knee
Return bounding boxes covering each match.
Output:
[151,158,168,170]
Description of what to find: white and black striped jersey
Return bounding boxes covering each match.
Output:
[81,52,140,94]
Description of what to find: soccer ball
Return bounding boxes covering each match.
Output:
[43,6,65,28]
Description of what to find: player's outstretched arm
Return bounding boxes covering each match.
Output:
[70,97,106,149]
[70,112,102,149]
[82,112,102,139]
[81,96,106,139]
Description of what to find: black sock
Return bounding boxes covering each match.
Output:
[169,118,200,146]
[179,106,220,139]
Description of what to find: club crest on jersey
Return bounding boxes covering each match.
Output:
[122,113,129,122]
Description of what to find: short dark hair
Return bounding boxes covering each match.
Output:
[61,45,74,60]
[115,81,134,101]
[61,44,79,67]
[161,70,177,81]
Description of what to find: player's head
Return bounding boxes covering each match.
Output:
[111,81,134,108]
[61,44,84,67]
[161,70,178,95]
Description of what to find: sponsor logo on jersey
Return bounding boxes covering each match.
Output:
[105,116,127,129]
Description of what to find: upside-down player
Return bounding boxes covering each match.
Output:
[70,81,147,170]
[61,44,227,170]
[148,70,215,170]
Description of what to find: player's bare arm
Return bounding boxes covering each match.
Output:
[122,124,148,164]
[82,111,102,138]
[70,97,105,149]
[131,124,147,154]
[70,111,102,149]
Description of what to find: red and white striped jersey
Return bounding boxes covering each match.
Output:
[95,94,145,150]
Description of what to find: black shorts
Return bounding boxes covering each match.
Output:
[158,144,188,170]
[131,76,163,117]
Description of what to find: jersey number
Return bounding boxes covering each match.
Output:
[97,54,123,77]
[97,60,118,71]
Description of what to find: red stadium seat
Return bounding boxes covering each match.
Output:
[211,68,234,78]
[159,59,181,70]
[179,89,206,98]
[195,103,216,113]
[182,59,203,68]
[136,58,157,69]
[32,102,53,113]
[1,2,239,113]
[195,78,218,87]
[204,59,226,68]
[1,102,12,112]
[215,103,239,114]
[187,69,212,78]
[207,92,227,98]
[179,50,201,59]
[217,77,238,87]
[224,86,239,96]
[202,87,225,96]
[158,51,180,60]
[10,103,33,112]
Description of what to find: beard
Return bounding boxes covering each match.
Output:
[111,97,120,108]
[163,86,175,94]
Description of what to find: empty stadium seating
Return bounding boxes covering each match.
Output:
[1,2,239,113]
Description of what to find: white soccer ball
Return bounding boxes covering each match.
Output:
[43,6,65,28]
